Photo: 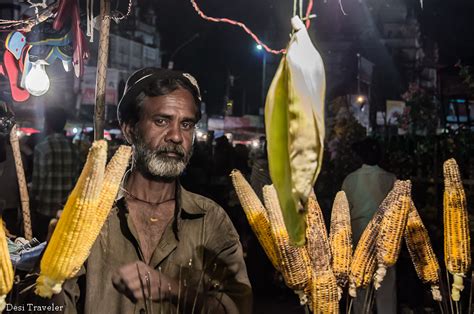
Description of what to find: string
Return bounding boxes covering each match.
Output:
[189,0,286,55]
[339,0,348,16]
[305,0,314,29]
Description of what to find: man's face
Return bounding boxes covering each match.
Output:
[125,88,198,179]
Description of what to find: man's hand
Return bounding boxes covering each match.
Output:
[112,261,178,303]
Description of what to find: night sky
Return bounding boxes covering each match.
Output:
[131,0,474,115]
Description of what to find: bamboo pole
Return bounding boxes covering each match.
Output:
[94,0,111,141]
[9,125,32,240]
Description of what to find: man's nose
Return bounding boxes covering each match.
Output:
[165,123,183,144]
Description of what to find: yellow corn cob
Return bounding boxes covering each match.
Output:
[230,170,280,270]
[263,184,311,291]
[311,269,339,314]
[329,191,352,295]
[305,193,332,272]
[374,180,411,289]
[348,210,380,297]
[0,219,13,312]
[36,140,107,298]
[87,145,132,245]
[348,183,399,297]
[443,158,471,301]
[405,201,441,301]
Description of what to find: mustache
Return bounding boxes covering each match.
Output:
[155,144,186,157]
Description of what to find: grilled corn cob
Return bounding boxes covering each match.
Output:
[310,269,339,313]
[405,201,441,301]
[231,170,280,270]
[375,180,411,289]
[36,140,107,298]
[348,183,398,297]
[329,191,352,297]
[443,158,471,301]
[0,219,13,312]
[306,193,332,272]
[263,184,311,291]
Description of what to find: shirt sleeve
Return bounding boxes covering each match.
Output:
[55,266,85,314]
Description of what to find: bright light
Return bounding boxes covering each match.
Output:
[196,130,204,138]
[256,44,263,50]
[25,60,50,96]
[73,128,78,134]
[252,140,260,148]
[356,96,365,104]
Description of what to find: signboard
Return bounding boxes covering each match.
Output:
[386,100,406,125]
[81,66,119,105]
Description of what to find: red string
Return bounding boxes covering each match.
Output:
[305,0,314,29]
[189,0,286,55]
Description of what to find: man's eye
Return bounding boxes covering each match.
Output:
[154,119,167,126]
[182,122,195,130]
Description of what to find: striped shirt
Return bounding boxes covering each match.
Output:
[31,133,77,217]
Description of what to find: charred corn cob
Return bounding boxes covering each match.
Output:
[231,170,280,270]
[375,180,411,289]
[329,191,352,297]
[306,193,332,272]
[310,269,339,314]
[0,219,13,312]
[348,184,398,297]
[263,185,311,291]
[443,159,471,301]
[36,140,107,298]
[405,201,441,301]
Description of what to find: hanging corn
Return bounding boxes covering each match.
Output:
[265,16,326,246]
[443,158,471,302]
[405,201,441,301]
[0,219,13,313]
[36,140,108,298]
[329,191,352,297]
[375,180,411,289]
[230,170,280,270]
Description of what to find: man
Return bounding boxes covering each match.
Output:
[31,107,76,241]
[342,138,396,314]
[60,68,252,313]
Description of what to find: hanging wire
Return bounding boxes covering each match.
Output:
[109,0,134,22]
[304,0,314,29]
[339,0,348,16]
[189,0,286,55]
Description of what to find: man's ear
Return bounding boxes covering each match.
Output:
[121,122,134,144]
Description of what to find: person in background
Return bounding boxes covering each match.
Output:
[341,137,397,314]
[30,107,77,242]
